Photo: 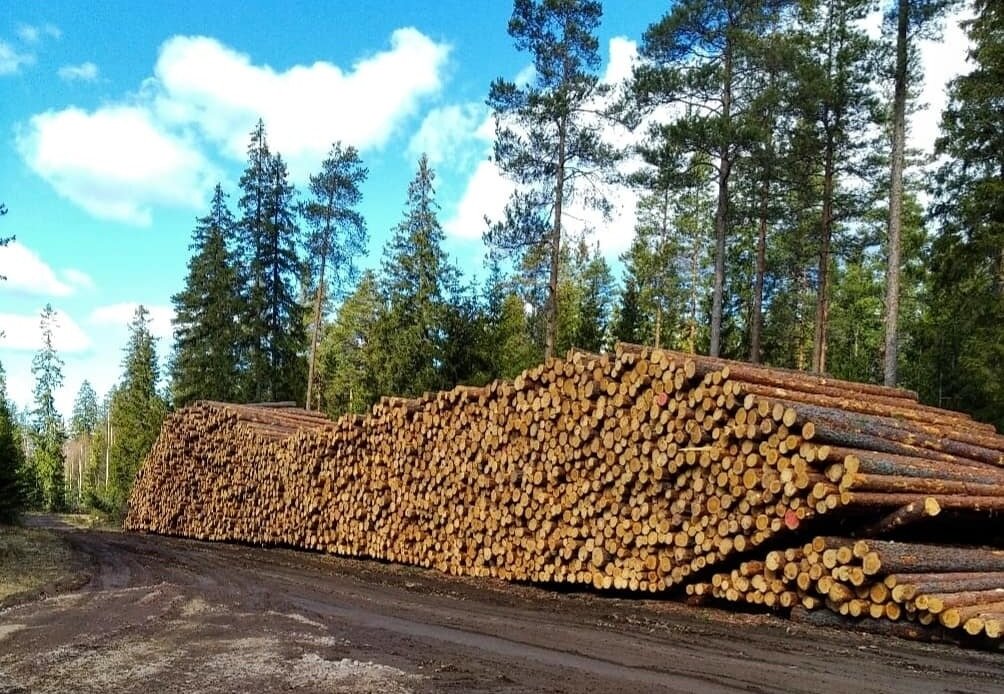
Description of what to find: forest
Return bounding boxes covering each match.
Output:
[0,0,1001,520]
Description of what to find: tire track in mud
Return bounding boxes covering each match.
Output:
[2,520,1003,693]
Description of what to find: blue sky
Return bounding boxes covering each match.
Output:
[0,1,971,418]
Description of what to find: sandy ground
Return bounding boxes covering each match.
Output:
[1,516,1002,693]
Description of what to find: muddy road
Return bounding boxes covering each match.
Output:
[1,518,1002,693]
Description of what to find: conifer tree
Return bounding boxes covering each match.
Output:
[571,243,614,352]
[790,0,879,373]
[881,0,957,385]
[638,0,793,357]
[373,155,459,397]
[487,0,620,359]
[109,306,166,512]
[919,1,1004,427]
[30,303,66,511]
[316,271,381,416]
[237,120,305,403]
[70,380,99,437]
[302,143,368,410]
[0,362,26,523]
[483,261,538,379]
[171,184,242,406]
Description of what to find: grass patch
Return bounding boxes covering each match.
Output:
[0,524,85,604]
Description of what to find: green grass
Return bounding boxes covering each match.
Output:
[0,524,83,603]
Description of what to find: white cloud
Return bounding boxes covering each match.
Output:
[89,303,174,339]
[408,103,487,168]
[442,38,639,258]
[17,24,60,44]
[16,106,218,225]
[0,40,33,75]
[0,309,91,353]
[58,61,99,82]
[16,28,450,223]
[445,160,513,240]
[152,29,450,174]
[912,6,973,156]
[603,36,639,85]
[0,241,94,296]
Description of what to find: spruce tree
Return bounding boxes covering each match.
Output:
[0,362,26,523]
[237,120,306,403]
[70,380,99,437]
[483,261,539,380]
[374,155,459,397]
[487,0,620,359]
[171,184,242,406]
[571,243,614,352]
[30,303,66,511]
[316,271,382,416]
[302,143,368,410]
[109,306,166,512]
[920,1,1004,426]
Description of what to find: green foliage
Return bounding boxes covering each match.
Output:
[108,307,167,513]
[30,304,66,512]
[70,380,99,437]
[0,362,27,523]
[316,272,382,416]
[914,0,1004,427]
[372,155,461,397]
[170,184,243,406]
[236,120,306,403]
[638,0,794,357]
[486,0,620,358]
[302,143,368,410]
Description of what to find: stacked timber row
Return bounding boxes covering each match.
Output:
[125,343,1004,643]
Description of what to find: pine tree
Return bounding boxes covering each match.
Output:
[30,303,66,511]
[789,0,879,373]
[881,0,957,386]
[237,120,306,403]
[109,306,166,512]
[0,361,26,523]
[373,155,459,397]
[638,0,793,357]
[170,184,242,406]
[302,143,368,410]
[487,0,621,359]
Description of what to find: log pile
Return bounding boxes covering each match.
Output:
[125,343,1004,644]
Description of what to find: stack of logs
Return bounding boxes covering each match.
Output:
[126,343,1004,645]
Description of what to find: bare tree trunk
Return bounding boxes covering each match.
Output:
[306,231,330,411]
[883,0,908,387]
[546,122,567,361]
[813,144,835,374]
[710,44,733,358]
[751,178,769,364]
[654,306,662,350]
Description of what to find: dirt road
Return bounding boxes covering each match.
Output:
[1,517,1002,693]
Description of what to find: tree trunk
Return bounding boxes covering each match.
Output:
[306,233,329,411]
[710,39,733,359]
[654,306,662,350]
[546,121,567,361]
[883,0,908,387]
[813,140,835,374]
[751,178,769,364]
